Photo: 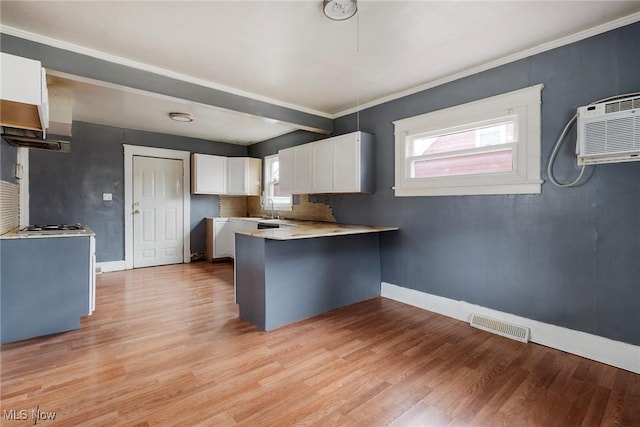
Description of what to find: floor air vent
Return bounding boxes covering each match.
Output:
[470,314,530,343]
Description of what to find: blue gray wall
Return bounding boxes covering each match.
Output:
[29,121,246,262]
[251,22,640,345]
[1,139,18,184]
[248,130,326,158]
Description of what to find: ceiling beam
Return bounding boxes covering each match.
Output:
[0,33,333,135]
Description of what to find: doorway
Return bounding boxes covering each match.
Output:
[124,145,191,270]
[132,155,184,268]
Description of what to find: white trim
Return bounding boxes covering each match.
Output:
[89,236,96,314]
[16,147,29,227]
[381,282,640,374]
[263,154,293,211]
[335,12,640,117]
[394,85,543,197]
[123,144,191,270]
[96,260,126,273]
[0,25,332,120]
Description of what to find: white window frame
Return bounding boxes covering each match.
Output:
[263,154,292,211]
[394,84,544,197]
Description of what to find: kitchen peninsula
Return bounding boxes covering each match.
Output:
[234,221,397,331]
[0,226,96,343]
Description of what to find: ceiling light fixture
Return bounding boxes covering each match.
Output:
[169,112,194,122]
[323,0,357,21]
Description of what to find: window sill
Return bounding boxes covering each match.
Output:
[394,180,542,197]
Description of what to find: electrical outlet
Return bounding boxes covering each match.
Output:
[103,193,112,201]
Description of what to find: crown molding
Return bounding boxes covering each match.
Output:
[335,11,640,118]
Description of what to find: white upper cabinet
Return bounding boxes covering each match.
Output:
[278,146,295,194]
[279,144,312,194]
[227,157,262,196]
[191,153,227,194]
[332,132,363,192]
[280,131,375,195]
[294,144,312,194]
[192,154,262,195]
[312,139,334,193]
[0,53,49,131]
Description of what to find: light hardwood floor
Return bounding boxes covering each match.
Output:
[1,262,638,426]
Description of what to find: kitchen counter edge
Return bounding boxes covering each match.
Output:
[0,226,96,240]
[235,223,398,241]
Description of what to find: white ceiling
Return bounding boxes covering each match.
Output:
[46,74,298,145]
[2,1,639,144]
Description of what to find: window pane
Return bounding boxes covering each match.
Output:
[410,121,515,156]
[412,149,513,178]
[271,160,279,182]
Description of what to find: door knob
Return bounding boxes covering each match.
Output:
[133,210,140,215]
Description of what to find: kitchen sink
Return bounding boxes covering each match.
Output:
[257,222,280,229]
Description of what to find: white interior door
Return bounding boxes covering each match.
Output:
[133,156,184,268]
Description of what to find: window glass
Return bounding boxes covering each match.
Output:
[264,155,292,210]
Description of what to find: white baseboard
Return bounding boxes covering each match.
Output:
[96,260,126,273]
[381,282,640,374]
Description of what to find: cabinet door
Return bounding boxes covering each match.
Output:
[0,53,42,105]
[213,220,233,258]
[278,148,295,194]
[312,140,333,193]
[226,158,246,195]
[294,144,312,193]
[333,134,360,192]
[245,158,262,196]
[191,154,226,194]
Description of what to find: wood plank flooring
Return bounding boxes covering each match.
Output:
[1,262,638,426]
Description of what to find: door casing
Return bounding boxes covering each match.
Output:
[124,144,191,270]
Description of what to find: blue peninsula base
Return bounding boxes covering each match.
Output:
[235,232,382,331]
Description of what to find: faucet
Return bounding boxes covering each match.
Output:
[264,197,276,219]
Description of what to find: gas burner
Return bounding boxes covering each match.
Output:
[21,223,85,233]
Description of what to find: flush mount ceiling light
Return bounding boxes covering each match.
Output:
[323,0,357,21]
[169,112,194,122]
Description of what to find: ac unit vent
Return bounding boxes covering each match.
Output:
[470,313,530,343]
[577,95,640,165]
[604,96,640,114]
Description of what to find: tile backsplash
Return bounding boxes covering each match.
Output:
[247,194,336,223]
[218,194,336,223]
[0,180,20,234]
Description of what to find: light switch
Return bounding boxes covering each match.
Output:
[103,193,113,201]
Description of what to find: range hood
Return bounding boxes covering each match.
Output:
[1,127,70,153]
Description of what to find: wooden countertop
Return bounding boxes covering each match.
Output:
[233,219,398,241]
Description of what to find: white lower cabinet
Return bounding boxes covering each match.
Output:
[206,217,258,261]
[89,236,96,315]
[214,219,233,258]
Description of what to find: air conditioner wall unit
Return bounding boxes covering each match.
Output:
[576,95,640,165]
